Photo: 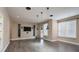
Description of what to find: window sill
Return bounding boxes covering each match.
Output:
[58,36,76,39]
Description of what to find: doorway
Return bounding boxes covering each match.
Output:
[40,23,48,39]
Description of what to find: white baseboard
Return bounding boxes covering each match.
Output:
[44,39,58,42]
[58,39,79,45]
[44,39,79,45]
[1,41,10,52]
[11,37,35,41]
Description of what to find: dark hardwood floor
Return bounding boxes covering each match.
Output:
[5,39,79,52]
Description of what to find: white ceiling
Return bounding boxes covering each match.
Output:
[6,7,79,23]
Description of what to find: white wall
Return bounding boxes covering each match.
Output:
[20,24,36,39]
[10,20,18,39]
[10,20,37,40]
[0,8,10,52]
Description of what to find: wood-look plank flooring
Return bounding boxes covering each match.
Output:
[5,39,79,52]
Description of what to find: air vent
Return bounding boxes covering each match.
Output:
[25,7,31,10]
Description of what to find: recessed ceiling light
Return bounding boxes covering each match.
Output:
[50,15,53,17]
[25,7,31,10]
[41,12,43,14]
[46,7,49,10]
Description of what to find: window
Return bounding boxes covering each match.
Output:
[0,17,3,39]
[58,20,76,38]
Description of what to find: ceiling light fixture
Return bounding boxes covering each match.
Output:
[50,15,53,17]
[25,7,31,10]
[41,12,43,14]
[46,7,49,10]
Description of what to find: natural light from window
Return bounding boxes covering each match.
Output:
[58,20,76,38]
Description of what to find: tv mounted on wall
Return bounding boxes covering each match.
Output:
[24,27,31,31]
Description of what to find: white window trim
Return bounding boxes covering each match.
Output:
[57,20,77,38]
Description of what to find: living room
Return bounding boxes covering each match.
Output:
[0,7,79,52]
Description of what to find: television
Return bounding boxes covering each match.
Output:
[24,27,31,31]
